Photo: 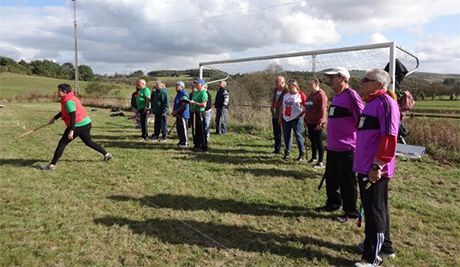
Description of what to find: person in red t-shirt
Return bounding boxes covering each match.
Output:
[304,78,328,168]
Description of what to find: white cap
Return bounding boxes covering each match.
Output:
[324,67,350,80]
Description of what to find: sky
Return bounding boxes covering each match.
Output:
[0,0,459,75]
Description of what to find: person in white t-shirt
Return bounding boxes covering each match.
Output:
[278,79,307,161]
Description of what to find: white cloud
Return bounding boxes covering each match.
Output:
[0,0,459,74]
[368,33,389,44]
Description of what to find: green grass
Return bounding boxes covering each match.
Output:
[414,100,460,111]
[0,103,459,266]
[0,72,92,97]
[0,72,188,100]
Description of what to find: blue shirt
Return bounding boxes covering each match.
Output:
[173,89,190,119]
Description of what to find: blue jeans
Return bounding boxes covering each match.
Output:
[282,118,305,155]
[204,109,212,142]
[215,107,228,134]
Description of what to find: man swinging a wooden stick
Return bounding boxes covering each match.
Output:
[40,83,112,171]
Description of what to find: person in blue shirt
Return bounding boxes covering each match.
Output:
[171,81,190,148]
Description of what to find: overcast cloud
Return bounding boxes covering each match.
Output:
[0,0,459,74]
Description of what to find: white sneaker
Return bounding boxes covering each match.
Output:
[313,162,325,169]
[103,153,113,161]
[39,164,56,171]
[379,252,396,259]
[354,257,382,267]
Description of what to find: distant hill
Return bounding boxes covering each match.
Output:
[411,72,460,83]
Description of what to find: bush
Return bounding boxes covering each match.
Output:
[83,82,122,98]
[405,117,460,163]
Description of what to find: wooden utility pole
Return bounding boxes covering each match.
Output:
[73,0,79,95]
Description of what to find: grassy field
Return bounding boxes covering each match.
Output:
[0,102,459,266]
[0,72,193,100]
[0,72,92,97]
[414,99,460,112]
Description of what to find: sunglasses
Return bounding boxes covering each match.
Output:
[361,77,376,83]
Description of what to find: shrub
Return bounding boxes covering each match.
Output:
[404,117,460,163]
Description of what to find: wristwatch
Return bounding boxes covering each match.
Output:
[371,163,382,171]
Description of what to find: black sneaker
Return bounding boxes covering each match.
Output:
[273,149,280,154]
[315,205,340,212]
[283,153,290,160]
[307,158,317,163]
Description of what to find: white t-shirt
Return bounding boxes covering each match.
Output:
[282,92,306,122]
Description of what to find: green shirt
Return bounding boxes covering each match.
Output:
[65,100,91,127]
[136,87,151,110]
[190,90,208,113]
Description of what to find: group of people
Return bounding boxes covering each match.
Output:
[131,78,230,151]
[40,66,399,267]
[271,67,400,267]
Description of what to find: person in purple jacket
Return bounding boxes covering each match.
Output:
[353,69,400,267]
[316,67,364,223]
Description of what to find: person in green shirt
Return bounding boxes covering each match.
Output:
[136,79,151,141]
[189,79,208,152]
[151,80,170,141]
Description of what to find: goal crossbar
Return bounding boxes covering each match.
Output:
[198,41,419,91]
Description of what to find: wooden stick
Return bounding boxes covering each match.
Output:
[17,123,50,138]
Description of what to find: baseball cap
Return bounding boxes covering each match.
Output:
[176,81,185,87]
[193,78,206,85]
[324,67,350,80]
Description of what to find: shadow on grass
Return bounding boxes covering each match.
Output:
[205,147,266,155]
[101,140,177,150]
[0,158,98,167]
[94,215,355,264]
[108,194,334,219]
[175,152,285,165]
[235,167,321,180]
[91,134,140,141]
[0,158,44,167]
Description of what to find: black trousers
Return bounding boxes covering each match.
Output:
[358,174,393,263]
[51,123,107,165]
[272,117,282,152]
[192,112,207,150]
[324,150,358,215]
[153,114,168,139]
[176,115,188,145]
[138,109,148,139]
[307,123,324,162]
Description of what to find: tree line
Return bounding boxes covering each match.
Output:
[0,56,95,81]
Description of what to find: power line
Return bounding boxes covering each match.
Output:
[0,0,305,29]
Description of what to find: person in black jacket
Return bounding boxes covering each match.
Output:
[130,87,140,128]
[214,81,229,134]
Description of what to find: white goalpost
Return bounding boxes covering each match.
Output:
[196,42,419,128]
[198,42,419,92]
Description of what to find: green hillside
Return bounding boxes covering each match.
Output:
[0,72,188,99]
[0,72,91,97]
